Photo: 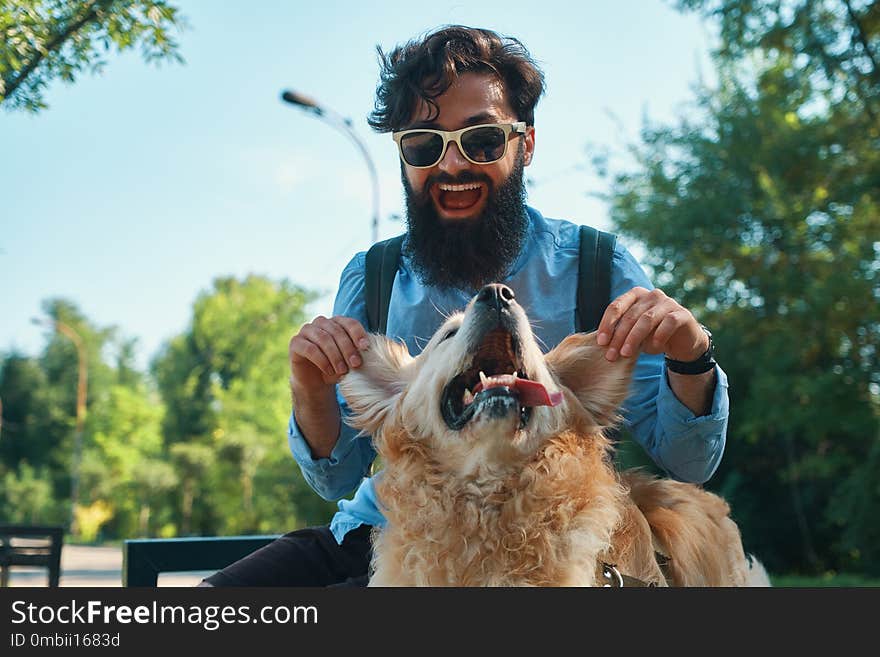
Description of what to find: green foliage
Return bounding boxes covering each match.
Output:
[0,0,186,112]
[152,274,336,536]
[1,276,334,542]
[0,354,54,468]
[770,572,880,587]
[0,462,64,523]
[605,0,880,574]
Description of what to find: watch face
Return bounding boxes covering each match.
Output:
[700,324,713,356]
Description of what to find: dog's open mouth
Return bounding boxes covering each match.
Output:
[440,327,563,431]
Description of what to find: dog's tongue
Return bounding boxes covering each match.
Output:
[516,378,564,407]
[474,375,563,407]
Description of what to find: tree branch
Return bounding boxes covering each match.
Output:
[842,0,880,85]
[1,0,116,104]
[805,2,878,122]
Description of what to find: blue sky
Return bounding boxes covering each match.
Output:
[2,0,714,369]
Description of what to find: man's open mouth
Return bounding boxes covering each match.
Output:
[440,326,562,431]
[432,182,486,215]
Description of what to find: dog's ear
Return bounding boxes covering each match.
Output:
[544,331,635,426]
[339,333,414,435]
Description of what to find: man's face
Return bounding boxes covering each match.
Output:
[402,72,535,221]
[398,72,536,290]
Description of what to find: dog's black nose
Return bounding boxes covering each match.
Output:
[476,284,515,310]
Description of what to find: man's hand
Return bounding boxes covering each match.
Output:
[596,287,714,416]
[288,315,370,459]
[596,287,709,363]
[289,315,371,387]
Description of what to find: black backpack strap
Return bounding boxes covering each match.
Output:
[364,234,405,334]
[576,225,618,333]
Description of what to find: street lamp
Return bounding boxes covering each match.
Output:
[31,316,87,534]
[281,89,381,244]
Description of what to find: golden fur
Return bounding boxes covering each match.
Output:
[340,290,768,586]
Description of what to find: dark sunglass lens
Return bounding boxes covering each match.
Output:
[461,126,507,162]
[400,132,443,167]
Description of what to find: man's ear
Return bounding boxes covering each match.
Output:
[544,332,635,427]
[338,334,414,435]
[523,125,535,166]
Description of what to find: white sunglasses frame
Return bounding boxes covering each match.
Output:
[392,121,527,168]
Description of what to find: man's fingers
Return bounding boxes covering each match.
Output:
[596,287,646,346]
[619,308,665,358]
[333,316,371,352]
[319,316,368,368]
[293,322,346,375]
[290,334,337,379]
[289,315,370,381]
[605,294,661,358]
[311,317,360,372]
[600,289,676,361]
[651,312,686,352]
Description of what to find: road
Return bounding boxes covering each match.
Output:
[4,544,210,587]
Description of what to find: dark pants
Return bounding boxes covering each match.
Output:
[202,524,373,587]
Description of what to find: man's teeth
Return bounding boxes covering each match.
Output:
[438,183,481,192]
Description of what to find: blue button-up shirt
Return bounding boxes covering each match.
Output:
[288,207,729,543]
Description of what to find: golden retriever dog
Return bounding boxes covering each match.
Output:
[340,284,769,586]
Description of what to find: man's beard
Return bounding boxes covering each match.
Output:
[401,148,529,291]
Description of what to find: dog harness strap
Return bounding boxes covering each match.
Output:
[599,550,672,587]
[600,562,658,587]
[655,550,673,584]
[365,234,405,334]
[577,225,618,333]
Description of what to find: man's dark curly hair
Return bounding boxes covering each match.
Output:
[368,25,545,133]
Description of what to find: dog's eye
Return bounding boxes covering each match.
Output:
[442,328,458,342]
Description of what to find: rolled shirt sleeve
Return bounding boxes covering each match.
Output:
[612,244,728,484]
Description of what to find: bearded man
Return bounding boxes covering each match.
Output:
[202,25,728,587]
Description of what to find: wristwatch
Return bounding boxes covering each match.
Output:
[665,325,716,375]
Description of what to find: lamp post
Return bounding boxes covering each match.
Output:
[32,316,87,534]
[281,89,381,244]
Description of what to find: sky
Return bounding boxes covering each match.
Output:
[2,0,715,370]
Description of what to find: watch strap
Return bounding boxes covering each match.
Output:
[665,325,716,375]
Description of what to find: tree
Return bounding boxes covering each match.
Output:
[602,0,880,574]
[0,354,53,468]
[0,0,186,112]
[153,275,337,536]
[677,0,880,116]
[0,298,170,540]
[0,462,62,524]
[84,380,167,538]
[168,442,215,536]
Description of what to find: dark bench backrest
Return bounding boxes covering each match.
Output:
[0,524,64,587]
[123,535,279,586]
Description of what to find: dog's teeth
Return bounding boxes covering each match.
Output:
[479,371,489,387]
[463,388,474,405]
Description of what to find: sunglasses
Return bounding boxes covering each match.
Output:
[392,122,527,168]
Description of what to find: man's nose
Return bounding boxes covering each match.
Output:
[475,284,516,311]
[437,140,470,174]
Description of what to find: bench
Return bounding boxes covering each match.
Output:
[0,524,65,587]
[123,535,279,586]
